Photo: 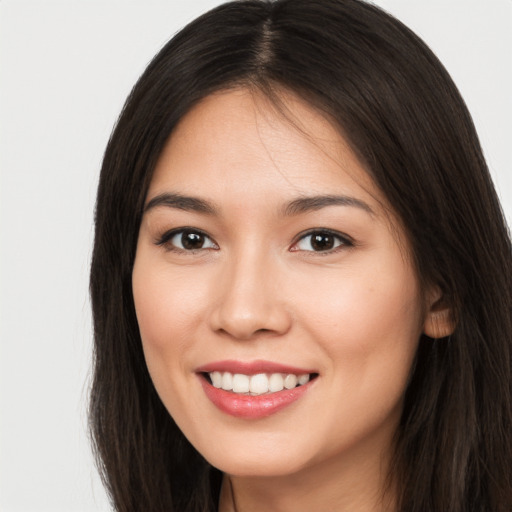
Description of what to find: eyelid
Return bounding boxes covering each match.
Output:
[290,228,354,253]
[154,226,353,254]
[155,227,219,252]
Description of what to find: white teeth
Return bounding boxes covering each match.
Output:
[298,373,310,385]
[284,374,298,389]
[208,371,313,395]
[249,373,269,394]
[268,373,284,392]
[211,371,222,388]
[232,374,250,393]
[221,372,233,391]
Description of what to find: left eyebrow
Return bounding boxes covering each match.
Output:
[282,195,374,217]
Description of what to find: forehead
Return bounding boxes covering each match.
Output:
[148,87,386,215]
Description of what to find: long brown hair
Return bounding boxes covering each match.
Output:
[89,1,512,510]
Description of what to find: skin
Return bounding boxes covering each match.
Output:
[132,88,452,512]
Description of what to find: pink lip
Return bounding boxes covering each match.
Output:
[195,359,315,375]
[196,360,318,419]
[199,378,314,419]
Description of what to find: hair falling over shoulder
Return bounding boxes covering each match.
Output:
[89,1,512,510]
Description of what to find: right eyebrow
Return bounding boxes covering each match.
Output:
[144,193,219,215]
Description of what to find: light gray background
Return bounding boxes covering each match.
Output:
[1,1,510,511]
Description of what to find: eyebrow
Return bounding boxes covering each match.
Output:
[144,193,219,215]
[282,194,374,216]
[144,192,373,216]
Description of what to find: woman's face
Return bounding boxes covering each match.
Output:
[132,89,425,478]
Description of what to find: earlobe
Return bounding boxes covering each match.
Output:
[423,309,455,339]
[423,287,456,339]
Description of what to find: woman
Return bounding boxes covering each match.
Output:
[89,0,512,510]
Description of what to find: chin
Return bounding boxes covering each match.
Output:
[209,454,307,478]
[195,434,316,478]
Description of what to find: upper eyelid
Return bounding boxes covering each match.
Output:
[156,227,217,246]
[155,226,353,250]
[292,228,353,245]
[289,229,354,255]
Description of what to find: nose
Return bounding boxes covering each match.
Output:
[209,251,292,341]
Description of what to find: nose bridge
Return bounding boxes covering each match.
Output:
[210,242,290,340]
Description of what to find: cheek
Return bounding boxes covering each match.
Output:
[298,264,422,435]
[132,255,207,351]
[132,260,190,392]
[292,254,423,374]
[340,280,422,345]
[131,252,201,413]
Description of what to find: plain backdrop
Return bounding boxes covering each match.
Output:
[0,1,510,511]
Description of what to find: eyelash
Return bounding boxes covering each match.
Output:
[156,227,218,253]
[291,228,353,254]
[156,227,353,254]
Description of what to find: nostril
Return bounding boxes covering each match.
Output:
[215,326,278,342]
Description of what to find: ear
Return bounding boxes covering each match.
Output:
[423,286,456,339]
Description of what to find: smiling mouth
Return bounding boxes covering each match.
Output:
[202,371,319,396]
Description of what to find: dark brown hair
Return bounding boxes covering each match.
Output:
[89,1,512,510]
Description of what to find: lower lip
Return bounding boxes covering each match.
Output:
[199,375,315,419]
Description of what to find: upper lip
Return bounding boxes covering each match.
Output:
[195,359,316,375]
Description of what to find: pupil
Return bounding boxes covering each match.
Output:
[311,233,334,251]
[182,231,204,250]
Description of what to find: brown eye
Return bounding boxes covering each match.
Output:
[159,229,218,251]
[310,233,336,251]
[293,230,350,252]
[180,231,206,250]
